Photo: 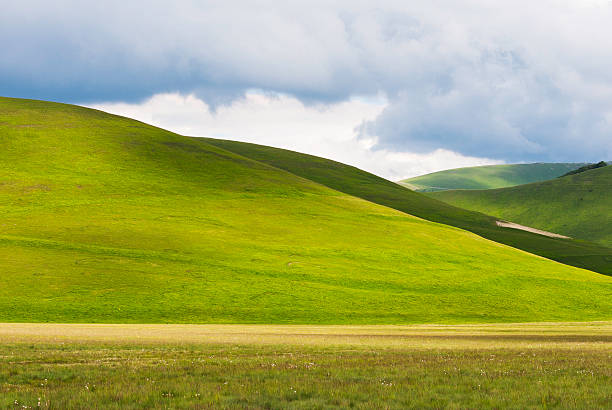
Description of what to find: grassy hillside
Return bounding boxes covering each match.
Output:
[400,163,584,191]
[1,97,611,324]
[430,166,612,248]
[203,139,612,276]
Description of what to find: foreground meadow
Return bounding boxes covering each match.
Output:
[1,323,610,408]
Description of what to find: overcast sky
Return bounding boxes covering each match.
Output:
[2,1,612,180]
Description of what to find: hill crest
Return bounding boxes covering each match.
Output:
[401,163,585,192]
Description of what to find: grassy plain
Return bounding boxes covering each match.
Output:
[400,163,584,191]
[203,139,612,275]
[431,166,612,247]
[1,323,610,408]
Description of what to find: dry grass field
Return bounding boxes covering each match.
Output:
[1,322,610,408]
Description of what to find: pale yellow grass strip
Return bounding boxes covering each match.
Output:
[0,322,610,350]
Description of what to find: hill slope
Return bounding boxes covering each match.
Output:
[400,163,585,191]
[430,166,612,248]
[203,139,612,276]
[1,97,611,324]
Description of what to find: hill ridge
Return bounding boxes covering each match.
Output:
[401,163,586,192]
[202,138,612,276]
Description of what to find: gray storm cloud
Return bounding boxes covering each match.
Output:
[1,0,611,162]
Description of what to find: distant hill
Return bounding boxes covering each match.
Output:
[1,96,611,324]
[430,165,612,248]
[400,163,585,192]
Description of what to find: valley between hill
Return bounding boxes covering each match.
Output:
[431,165,612,248]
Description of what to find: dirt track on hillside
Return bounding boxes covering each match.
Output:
[496,221,570,239]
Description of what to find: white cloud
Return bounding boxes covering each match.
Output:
[88,92,501,180]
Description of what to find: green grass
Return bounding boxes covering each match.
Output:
[1,323,611,409]
[400,163,585,191]
[203,139,612,276]
[1,96,612,324]
[430,166,612,248]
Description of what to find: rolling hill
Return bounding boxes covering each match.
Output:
[203,139,612,276]
[1,96,611,324]
[400,163,585,191]
[430,166,612,248]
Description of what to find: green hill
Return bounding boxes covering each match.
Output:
[400,163,585,191]
[430,166,612,248]
[203,139,612,276]
[1,97,611,324]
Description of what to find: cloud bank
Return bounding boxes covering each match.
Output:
[90,92,500,180]
[2,1,612,165]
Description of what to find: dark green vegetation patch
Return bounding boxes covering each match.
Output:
[561,161,608,177]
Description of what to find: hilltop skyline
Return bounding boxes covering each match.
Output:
[3,1,612,179]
